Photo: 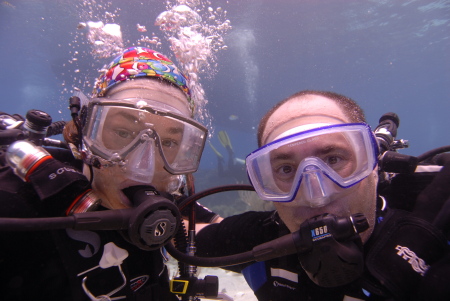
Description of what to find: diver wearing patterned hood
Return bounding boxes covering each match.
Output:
[0,47,219,300]
[79,47,206,210]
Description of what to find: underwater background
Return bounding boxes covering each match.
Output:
[0,0,449,299]
[1,0,449,218]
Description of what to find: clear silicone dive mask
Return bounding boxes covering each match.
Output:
[246,123,379,207]
[82,98,207,184]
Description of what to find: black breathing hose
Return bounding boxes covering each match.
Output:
[165,242,255,267]
[0,182,369,269]
[0,209,133,232]
[166,210,369,268]
[46,120,67,137]
[168,184,258,267]
[416,146,450,163]
[0,216,75,231]
[177,184,255,211]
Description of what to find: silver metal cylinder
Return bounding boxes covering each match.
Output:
[6,140,51,181]
[66,190,102,215]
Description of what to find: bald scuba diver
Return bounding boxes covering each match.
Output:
[195,90,450,301]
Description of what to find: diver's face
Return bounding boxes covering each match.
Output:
[262,95,377,242]
[101,107,184,165]
[269,131,357,193]
[90,81,189,209]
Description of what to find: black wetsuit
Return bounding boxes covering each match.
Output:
[0,149,216,301]
[196,198,450,301]
[196,210,379,300]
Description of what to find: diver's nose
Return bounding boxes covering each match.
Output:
[300,165,333,207]
[126,137,156,183]
[303,165,327,199]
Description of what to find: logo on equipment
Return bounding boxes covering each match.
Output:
[273,281,296,290]
[155,222,167,236]
[130,275,149,292]
[395,245,430,276]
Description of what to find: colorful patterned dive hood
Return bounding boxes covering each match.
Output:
[92,46,193,114]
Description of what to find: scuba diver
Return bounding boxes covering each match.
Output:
[194,90,450,300]
[209,130,246,183]
[0,46,221,300]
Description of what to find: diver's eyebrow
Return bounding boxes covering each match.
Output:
[269,140,350,162]
[165,126,183,135]
[109,110,140,122]
[270,152,296,162]
[314,141,350,155]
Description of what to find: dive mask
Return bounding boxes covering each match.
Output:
[246,123,378,206]
[82,98,207,183]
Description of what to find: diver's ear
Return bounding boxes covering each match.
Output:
[62,120,80,145]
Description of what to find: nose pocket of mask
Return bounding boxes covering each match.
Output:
[300,165,336,207]
[125,138,156,183]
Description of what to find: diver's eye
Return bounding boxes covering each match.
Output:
[325,156,341,166]
[279,165,294,175]
[115,129,135,140]
[161,139,179,149]
[274,164,297,180]
[322,152,355,177]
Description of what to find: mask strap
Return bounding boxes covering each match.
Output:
[274,123,331,140]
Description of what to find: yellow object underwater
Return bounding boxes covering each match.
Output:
[218,130,233,150]
[208,141,223,159]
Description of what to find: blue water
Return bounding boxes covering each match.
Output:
[1,0,449,198]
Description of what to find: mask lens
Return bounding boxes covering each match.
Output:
[163,121,206,173]
[83,101,207,175]
[246,123,378,202]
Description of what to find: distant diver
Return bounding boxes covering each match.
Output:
[209,130,246,182]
